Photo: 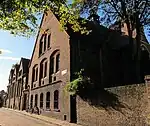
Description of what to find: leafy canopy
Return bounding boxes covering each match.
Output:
[0,0,90,37]
[0,0,149,37]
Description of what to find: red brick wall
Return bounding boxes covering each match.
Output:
[77,83,150,126]
[28,11,71,121]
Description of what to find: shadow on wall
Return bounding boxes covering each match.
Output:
[77,83,148,126]
[78,86,131,113]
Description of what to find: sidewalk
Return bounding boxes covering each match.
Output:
[4,108,82,126]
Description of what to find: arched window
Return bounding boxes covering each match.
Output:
[49,50,60,83]
[32,65,38,88]
[56,54,60,72]
[30,95,33,108]
[40,93,43,108]
[39,34,44,56]
[47,34,51,48]
[54,90,59,109]
[39,32,50,56]
[39,59,47,86]
[50,56,54,75]
[44,34,47,52]
[46,92,50,110]
[35,94,38,107]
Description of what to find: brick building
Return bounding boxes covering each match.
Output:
[6,58,30,110]
[27,10,150,122]
[6,10,150,125]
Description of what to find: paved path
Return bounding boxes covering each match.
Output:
[0,108,57,126]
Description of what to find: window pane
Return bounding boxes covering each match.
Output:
[35,68,38,81]
[44,61,47,77]
[47,34,51,48]
[40,63,43,78]
[40,93,43,108]
[54,90,59,109]
[32,68,35,83]
[39,35,44,56]
[44,34,47,51]
[50,57,54,74]
[46,92,50,109]
[56,54,60,72]
[54,102,58,109]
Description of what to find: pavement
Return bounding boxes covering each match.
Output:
[0,108,82,126]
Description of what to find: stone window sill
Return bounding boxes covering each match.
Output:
[45,109,51,111]
[53,109,60,112]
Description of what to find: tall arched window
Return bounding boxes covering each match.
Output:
[30,95,33,108]
[39,32,50,56]
[47,34,51,48]
[49,50,60,83]
[32,65,38,88]
[39,59,47,86]
[46,92,50,110]
[54,90,59,109]
[44,34,47,52]
[39,34,44,56]
[50,56,54,75]
[56,54,60,72]
[35,94,38,107]
[40,93,43,108]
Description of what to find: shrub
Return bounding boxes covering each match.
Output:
[65,69,93,95]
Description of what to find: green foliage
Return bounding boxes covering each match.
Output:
[0,0,90,37]
[65,69,92,95]
[0,0,149,37]
[54,4,90,35]
[65,77,83,95]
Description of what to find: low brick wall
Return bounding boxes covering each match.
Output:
[77,83,150,126]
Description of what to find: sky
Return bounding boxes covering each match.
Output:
[0,24,149,91]
[0,30,36,91]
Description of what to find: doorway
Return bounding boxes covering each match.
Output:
[70,95,77,123]
[23,94,27,110]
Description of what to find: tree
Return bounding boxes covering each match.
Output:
[0,0,62,36]
[0,0,90,37]
[71,0,150,81]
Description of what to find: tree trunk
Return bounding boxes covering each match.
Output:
[125,20,136,83]
[126,20,134,58]
[135,15,141,82]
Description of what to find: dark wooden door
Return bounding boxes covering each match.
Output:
[70,95,77,123]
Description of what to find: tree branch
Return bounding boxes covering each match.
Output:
[139,0,148,20]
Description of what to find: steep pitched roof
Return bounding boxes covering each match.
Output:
[28,14,45,67]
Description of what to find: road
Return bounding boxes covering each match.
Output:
[0,108,57,126]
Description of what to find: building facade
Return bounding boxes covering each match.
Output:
[6,58,30,110]
[28,11,72,122]
[6,10,150,125]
